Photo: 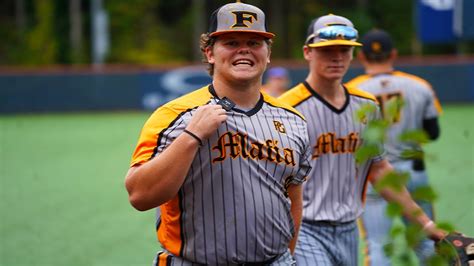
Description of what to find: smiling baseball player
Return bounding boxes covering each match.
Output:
[125,2,312,265]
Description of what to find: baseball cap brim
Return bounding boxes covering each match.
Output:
[209,30,275,39]
[307,40,362,47]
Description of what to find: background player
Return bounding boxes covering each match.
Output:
[346,29,442,265]
[125,2,312,265]
[262,66,291,97]
[278,14,446,266]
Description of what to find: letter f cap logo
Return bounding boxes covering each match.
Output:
[208,2,275,38]
[231,11,257,28]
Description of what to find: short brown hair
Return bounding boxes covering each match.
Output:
[200,33,217,76]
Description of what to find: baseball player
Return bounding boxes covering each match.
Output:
[278,14,447,266]
[346,29,442,266]
[262,67,291,97]
[125,2,312,265]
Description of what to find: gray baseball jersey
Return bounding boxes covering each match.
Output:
[279,81,383,222]
[131,85,312,265]
[346,70,442,163]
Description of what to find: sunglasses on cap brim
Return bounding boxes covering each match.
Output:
[306,25,359,45]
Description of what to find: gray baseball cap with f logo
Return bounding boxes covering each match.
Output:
[208,1,275,38]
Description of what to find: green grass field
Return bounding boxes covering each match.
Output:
[1,105,473,266]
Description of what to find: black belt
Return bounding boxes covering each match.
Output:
[237,253,282,265]
[303,219,355,226]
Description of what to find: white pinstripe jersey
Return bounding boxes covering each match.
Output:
[346,71,442,163]
[130,85,312,265]
[279,82,383,222]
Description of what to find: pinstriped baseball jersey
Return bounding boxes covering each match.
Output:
[278,81,383,222]
[130,85,312,265]
[346,70,442,163]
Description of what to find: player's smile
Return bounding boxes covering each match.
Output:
[232,58,254,67]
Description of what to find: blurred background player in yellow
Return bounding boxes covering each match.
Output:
[346,28,442,266]
[262,66,291,97]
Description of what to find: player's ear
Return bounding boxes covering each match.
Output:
[303,45,312,61]
[205,46,215,64]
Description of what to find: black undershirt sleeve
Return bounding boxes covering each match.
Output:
[413,117,440,171]
[423,117,440,140]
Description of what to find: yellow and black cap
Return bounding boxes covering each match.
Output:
[208,1,275,39]
[305,14,362,47]
[360,29,393,57]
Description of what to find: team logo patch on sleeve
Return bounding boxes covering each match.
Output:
[273,120,286,134]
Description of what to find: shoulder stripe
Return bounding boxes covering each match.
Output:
[263,91,307,120]
[392,71,432,88]
[345,74,372,88]
[278,83,313,108]
[346,86,378,102]
[164,86,213,111]
[130,86,212,167]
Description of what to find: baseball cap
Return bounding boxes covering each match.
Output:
[208,1,275,39]
[305,14,362,47]
[360,29,393,56]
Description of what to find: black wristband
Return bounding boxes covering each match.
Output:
[183,129,202,146]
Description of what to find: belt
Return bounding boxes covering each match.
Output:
[237,253,282,265]
[303,219,355,226]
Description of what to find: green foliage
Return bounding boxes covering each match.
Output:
[374,171,410,192]
[363,120,390,142]
[354,103,388,163]
[433,240,458,264]
[384,95,404,124]
[386,219,419,266]
[356,102,461,266]
[386,202,404,218]
[3,0,59,65]
[426,254,451,266]
[411,186,438,202]
[400,149,425,160]
[354,102,376,123]
[398,129,430,159]
[405,224,424,248]
[26,1,58,64]
[355,144,380,164]
[399,130,430,144]
[106,0,185,64]
[435,222,455,233]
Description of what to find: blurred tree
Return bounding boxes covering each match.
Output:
[69,0,84,63]
[26,0,58,64]
[15,0,26,31]
[106,0,186,64]
[0,0,470,66]
[0,0,58,65]
[191,0,205,62]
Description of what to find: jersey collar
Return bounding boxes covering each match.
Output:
[208,84,264,116]
[303,81,350,114]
